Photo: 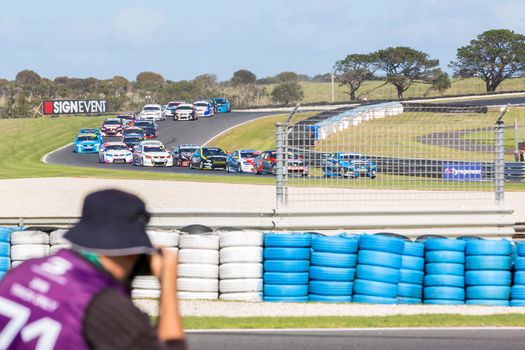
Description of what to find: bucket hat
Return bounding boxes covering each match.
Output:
[64,189,155,256]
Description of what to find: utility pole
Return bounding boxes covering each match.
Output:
[331,74,335,102]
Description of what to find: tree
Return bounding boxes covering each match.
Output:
[423,70,452,96]
[450,29,525,92]
[15,70,41,86]
[333,53,377,100]
[111,76,129,92]
[136,71,165,91]
[375,47,440,98]
[275,71,299,82]
[231,69,256,85]
[271,81,304,105]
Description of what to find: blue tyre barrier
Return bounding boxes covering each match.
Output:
[353,294,397,305]
[353,279,398,298]
[466,286,511,300]
[311,252,357,268]
[517,242,525,257]
[397,297,421,304]
[425,239,465,252]
[465,240,512,256]
[399,269,424,284]
[309,294,352,303]
[358,235,404,254]
[425,251,465,264]
[510,299,525,307]
[514,271,525,285]
[465,271,511,286]
[511,285,525,299]
[401,256,425,271]
[424,286,465,301]
[264,260,309,272]
[424,299,464,305]
[357,250,402,269]
[356,265,400,284]
[263,284,308,297]
[264,248,310,260]
[466,299,510,306]
[263,272,309,285]
[263,296,308,302]
[0,243,9,256]
[424,274,465,288]
[465,256,511,271]
[309,266,355,281]
[264,233,311,247]
[515,257,525,271]
[309,281,353,296]
[0,257,9,272]
[311,235,358,254]
[0,229,10,243]
[425,263,464,276]
[397,283,423,298]
[402,241,425,257]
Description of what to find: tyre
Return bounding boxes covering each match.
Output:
[358,234,404,254]
[424,274,465,288]
[177,292,218,300]
[264,248,310,260]
[178,264,219,279]
[356,265,400,284]
[403,241,425,257]
[219,230,263,248]
[264,260,309,272]
[264,272,309,285]
[510,299,525,306]
[49,229,69,246]
[515,257,525,271]
[465,255,511,271]
[401,255,425,271]
[466,286,511,300]
[147,230,180,247]
[263,284,308,297]
[465,240,512,256]
[178,249,218,265]
[309,266,355,282]
[309,281,353,296]
[309,294,352,303]
[263,296,308,302]
[424,286,464,301]
[10,231,49,245]
[357,250,402,269]
[399,269,424,284]
[397,283,423,298]
[425,250,465,264]
[514,271,525,285]
[11,245,49,260]
[219,292,263,302]
[425,239,465,252]
[264,233,312,248]
[131,289,160,299]
[179,234,219,250]
[0,243,9,256]
[511,285,525,299]
[199,161,204,169]
[465,271,511,286]
[177,278,219,293]
[425,263,464,276]
[424,299,464,305]
[220,263,262,279]
[353,294,397,305]
[49,244,70,255]
[517,242,525,257]
[0,257,10,271]
[237,164,242,173]
[311,252,357,268]
[353,279,398,298]
[311,235,358,254]
[466,299,510,306]
[0,228,12,243]
[132,276,161,290]
[220,279,263,293]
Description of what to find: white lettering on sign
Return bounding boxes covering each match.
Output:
[50,100,107,115]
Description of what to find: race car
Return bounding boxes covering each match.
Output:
[174,104,197,121]
[164,101,185,118]
[133,140,173,167]
[98,142,133,164]
[73,133,103,153]
[116,113,136,127]
[194,100,215,117]
[139,104,165,121]
[212,98,231,113]
[189,147,228,170]
[134,120,159,138]
[322,152,377,179]
[122,134,144,150]
[253,151,309,176]
[172,144,199,167]
[226,149,260,173]
[100,118,124,137]
[79,128,102,136]
[122,127,145,139]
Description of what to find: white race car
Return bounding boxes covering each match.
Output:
[174,104,197,121]
[194,100,215,117]
[98,142,133,164]
[139,104,165,121]
[164,101,185,118]
[133,140,173,167]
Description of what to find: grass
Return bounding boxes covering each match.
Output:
[182,314,525,329]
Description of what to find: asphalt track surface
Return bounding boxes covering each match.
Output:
[447,95,525,106]
[45,111,275,176]
[186,328,525,350]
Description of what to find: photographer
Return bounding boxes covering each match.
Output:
[0,189,186,350]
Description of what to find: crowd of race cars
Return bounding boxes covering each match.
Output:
[72,99,377,178]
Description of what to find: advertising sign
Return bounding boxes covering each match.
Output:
[442,161,482,181]
[42,100,107,115]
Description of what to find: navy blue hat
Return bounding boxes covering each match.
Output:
[64,189,154,256]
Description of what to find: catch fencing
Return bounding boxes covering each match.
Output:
[276,103,506,209]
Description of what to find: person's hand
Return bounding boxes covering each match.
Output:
[150,248,178,282]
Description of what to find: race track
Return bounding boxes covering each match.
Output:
[45,111,275,176]
[187,328,525,350]
[447,95,525,106]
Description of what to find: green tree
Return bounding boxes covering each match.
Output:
[136,71,165,91]
[271,81,304,105]
[15,70,41,85]
[450,29,525,92]
[333,53,377,100]
[423,69,452,97]
[375,47,440,98]
[231,69,257,85]
[275,71,299,82]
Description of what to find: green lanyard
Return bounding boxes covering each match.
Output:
[81,251,103,269]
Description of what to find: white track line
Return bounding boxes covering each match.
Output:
[187,326,525,333]
[41,142,74,164]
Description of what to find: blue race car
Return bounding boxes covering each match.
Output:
[322,152,377,179]
[212,98,231,113]
[73,133,103,153]
[79,128,102,137]
[194,100,215,117]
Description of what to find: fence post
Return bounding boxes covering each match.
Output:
[495,119,506,204]
[276,122,286,208]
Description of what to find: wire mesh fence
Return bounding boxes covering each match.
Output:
[276,103,505,209]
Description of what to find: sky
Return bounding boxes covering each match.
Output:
[2,0,525,82]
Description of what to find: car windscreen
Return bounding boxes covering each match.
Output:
[144,146,165,153]
[124,137,141,142]
[77,135,97,141]
[135,122,153,127]
[104,120,121,125]
[203,148,225,156]
[339,154,363,161]
[106,145,129,151]
[241,151,259,158]
[214,99,227,104]
[181,147,198,154]
[194,103,207,107]
[143,107,160,112]
[124,129,143,134]
[177,105,193,110]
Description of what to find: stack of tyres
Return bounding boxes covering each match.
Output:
[219,230,264,302]
[511,242,525,306]
[424,239,465,305]
[465,240,512,306]
[309,234,358,302]
[10,230,50,268]
[353,234,405,304]
[0,227,11,281]
[49,229,72,255]
[263,233,311,302]
[397,241,425,304]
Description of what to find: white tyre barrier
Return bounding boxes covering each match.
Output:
[147,230,180,247]
[219,230,263,248]
[220,263,263,279]
[11,261,24,268]
[131,289,160,299]
[178,249,218,265]
[10,231,49,245]
[219,292,263,302]
[11,245,49,260]
[177,292,219,300]
[133,299,159,317]
[49,244,71,255]
[178,264,219,279]
[132,275,161,290]
[49,229,69,246]
[177,278,218,293]
[220,247,263,264]
[220,279,263,293]
[179,234,219,250]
